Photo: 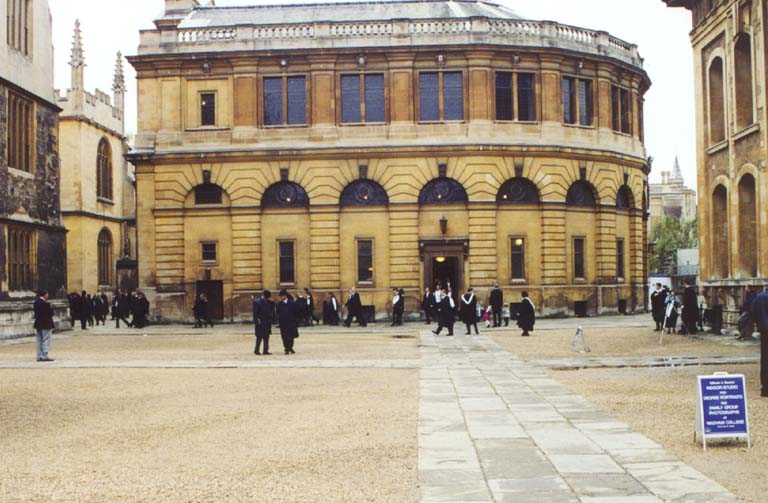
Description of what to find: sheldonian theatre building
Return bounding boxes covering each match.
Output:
[127,0,651,322]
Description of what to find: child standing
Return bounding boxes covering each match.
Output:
[502,303,511,327]
[482,305,492,328]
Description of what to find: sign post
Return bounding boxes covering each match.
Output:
[695,373,750,450]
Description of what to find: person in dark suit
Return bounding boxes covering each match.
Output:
[344,287,367,327]
[422,287,435,324]
[489,284,503,327]
[253,290,275,355]
[391,288,405,326]
[276,289,298,354]
[432,289,456,336]
[751,286,768,397]
[33,290,55,362]
[650,283,667,331]
[193,293,213,328]
[115,289,131,328]
[303,288,319,326]
[323,292,341,326]
[460,287,479,335]
[680,282,699,335]
[517,291,536,337]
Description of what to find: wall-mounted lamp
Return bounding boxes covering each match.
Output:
[435,256,447,264]
[440,215,448,235]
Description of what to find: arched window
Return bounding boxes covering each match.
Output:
[712,185,729,278]
[340,180,389,206]
[97,228,113,287]
[496,178,540,204]
[708,57,726,143]
[738,174,757,277]
[194,183,223,205]
[566,180,598,206]
[418,178,468,205]
[96,138,113,200]
[616,185,635,209]
[735,34,754,129]
[262,181,310,208]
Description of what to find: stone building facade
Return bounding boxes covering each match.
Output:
[1,0,69,337]
[665,0,767,312]
[58,21,137,294]
[128,0,651,322]
[648,157,697,233]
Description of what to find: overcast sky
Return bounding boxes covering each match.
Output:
[48,0,696,186]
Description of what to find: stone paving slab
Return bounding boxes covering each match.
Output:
[528,355,760,370]
[0,359,420,369]
[418,331,742,503]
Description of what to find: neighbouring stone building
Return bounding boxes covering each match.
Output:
[664,0,766,313]
[57,21,137,295]
[128,0,651,322]
[1,0,69,338]
[648,157,697,233]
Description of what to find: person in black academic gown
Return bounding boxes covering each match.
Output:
[303,288,319,326]
[650,283,667,331]
[422,287,435,325]
[323,292,341,326]
[460,287,479,335]
[276,289,298,354]
[344,287,367,327]
[517,291,536,337]
[680,282,699,335]
[489,284,503,327]
[391,288,405,326]
[432,289,456,336]
[193,293,213,328]
[252,290,275,355]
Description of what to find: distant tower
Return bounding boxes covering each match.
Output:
[671,156,683,182]
[113,51,126,125]
[70,19,85,113]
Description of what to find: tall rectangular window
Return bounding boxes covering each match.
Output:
[562,77,576,124]
[7,0,30,55]
[578,79,593,126]
[517,73,536,121]
[200,93,216,127]
[357,239,373,283]
[278,240,295,284]
[573,237,585,280]
[263,76,307,126]
[7,91,34,172]
[8,226,35,291]
[563,77,592,126]
[616,239,625,280]
[511,237,525,280]
[340,73,385,124]
[420,71,464,122]
[612,85,632,134]
[495,72,513,121]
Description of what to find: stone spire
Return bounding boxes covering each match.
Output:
[672,156,683,181]
[70,19,85,112]
[112,51,126,115]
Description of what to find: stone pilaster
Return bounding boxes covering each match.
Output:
[541,206,567,285]
[231,210,261,290]
[468,203,497,287]
[310,207,341,289]
[154,211,184,288]
[596,209,617,283]
[389,204,420,288]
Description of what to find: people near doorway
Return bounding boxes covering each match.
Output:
[517,292,535,337]
[323,292,341,326]
[502,304,511,327]
[253,290,275,355]
[303,288,319,326]
[489,284,503,327]
[193,293,213,328]
[277,289,298,355]
[131,291,150,329]
[98,292,109,326]
[738,285,757,341]
[422,287,435,324]
[460,287,479,335]
[76,291,90,330]
[33,290,55,362]
[115,289,131,328]
[344,287,367,327]
[680,281,699,335]
[432,288,456,336]
[86,294,96,327]
[482,305,492,328]
[650,283,667,332]
[664,290,680,334]
[392,288,405,326]
[749,286,768,397]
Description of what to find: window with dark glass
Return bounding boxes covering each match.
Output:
[98,229,113,286]
[419,71,463,122]
[279,240,295,284]
[612,85,632,134]
[578,79,593,126]
[517,73,535,121]
[496,72,535,122]
[573,237,585,280]
[7,0,31,55]
[341,73,385,124]
[563,77,592,126]
[562,77,576,124]
[201,242,217,263]
[97,138,113,200]
[495,72,513,121]
[616,239,625,279]
[511,237,525,280]
[194,184,223,205]
[7,91,34,172]
[263,76,307,126]
[8,226,34,291]
[200,93,216,127]
[357,239,373,283]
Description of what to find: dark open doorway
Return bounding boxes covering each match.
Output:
[420,238,468,303]
[432,256,460,298]
[196,280,224,320]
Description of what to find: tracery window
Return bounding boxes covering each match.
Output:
[262,181,310,208]
[418,178,468,205]
[97,229,113,287]
[7,226,35,291]
[340,180,389,206]
[566,180,598,206]
[97,138,113,200]
[7,91,34,172]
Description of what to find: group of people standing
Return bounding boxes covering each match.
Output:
[252,289,300,355]
[67,289,149,330]
[650,282,700,335]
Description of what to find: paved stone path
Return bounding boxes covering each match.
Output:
[419,330,741,503]
[0,359,418,369]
